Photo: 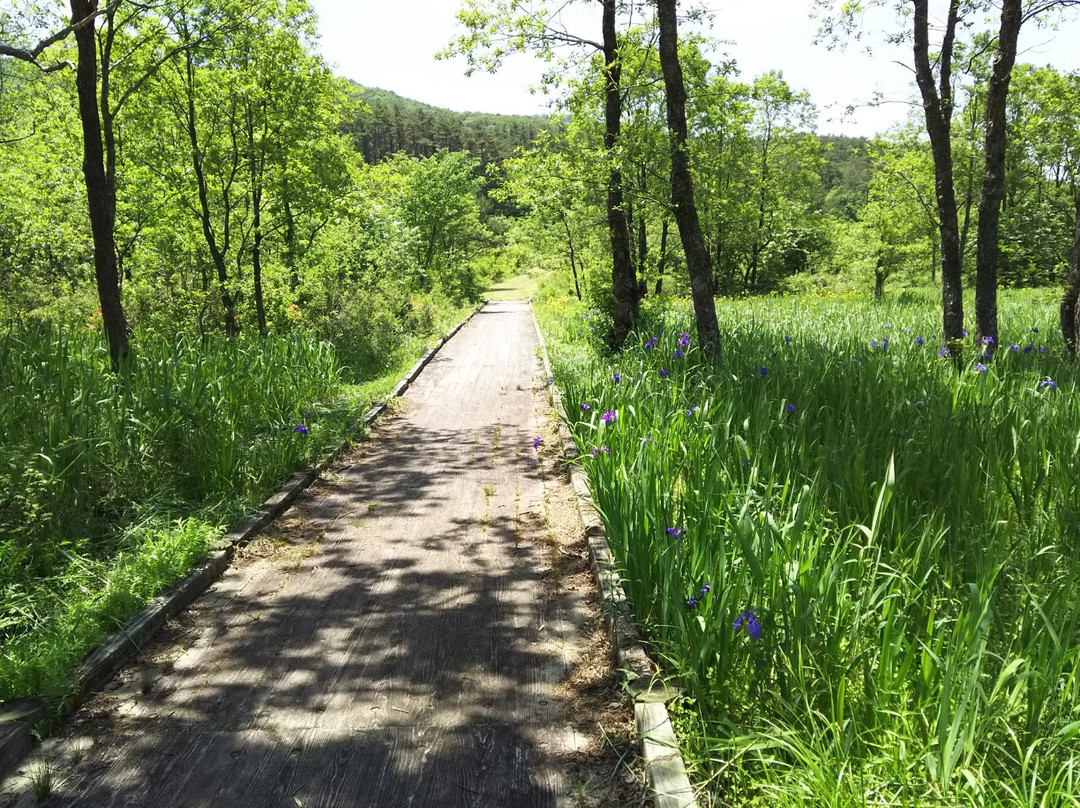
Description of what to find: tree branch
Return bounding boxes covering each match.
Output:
[0,1,123,72]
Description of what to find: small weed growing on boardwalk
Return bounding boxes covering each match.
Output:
[29,759,53,802]
[139,665,155,695]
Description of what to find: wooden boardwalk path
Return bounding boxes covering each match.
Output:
[19,301,592,807]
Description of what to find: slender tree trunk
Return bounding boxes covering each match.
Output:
[655,219,668,295]
[1061,195,1080,353]
[283,188,298,291]
[959,97,978,264]
[251,185,266,336]
[560,212,582,301]
[279,150,299,292]
[71,0,129,369]
[247,109,267,337]
[183,49,238,337]
[913,0,964,347]
[637,162,648,296]
[657,0,719,358]
[602,0,636,348]
[975,0,1021,354]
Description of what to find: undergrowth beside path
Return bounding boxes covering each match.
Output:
[538,289,1080,807]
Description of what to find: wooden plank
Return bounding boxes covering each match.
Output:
[57,723,567,808]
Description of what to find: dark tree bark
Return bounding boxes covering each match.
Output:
[70,0,129,369]
[1061,195,1080,352]
[974,0,1022,354]
[912,0,964,347]
[247,106,268,336]
[602,0,637,348]
[657,0,720,358]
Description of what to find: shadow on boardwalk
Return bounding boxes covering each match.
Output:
[9,303,589,808]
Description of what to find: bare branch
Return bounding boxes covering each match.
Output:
[0,1,123,72]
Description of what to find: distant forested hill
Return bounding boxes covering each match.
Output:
[343,85,556,167]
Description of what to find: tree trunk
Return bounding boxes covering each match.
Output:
[602,0,636,348]
[975,0,1021,354]
[655,219,669,295]
[1061,195,1080,353]
[638,162,648,293]
[183,49,238,337]
[656,0,719,358]
[283,171,299,291]
[959,97,978,265]
[71,0,129,369]
[560,212,582,301]
[913,0,964,347]
[248,109,267,337]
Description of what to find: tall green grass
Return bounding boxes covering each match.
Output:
[540,289,1080,806]
[0,325,344,706]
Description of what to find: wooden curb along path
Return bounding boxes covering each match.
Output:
[532,311,699,808]
[0,306,482,784]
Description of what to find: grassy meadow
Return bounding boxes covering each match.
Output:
[538,288,1080,807]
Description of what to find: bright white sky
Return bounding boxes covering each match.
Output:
[306,0,1080,138]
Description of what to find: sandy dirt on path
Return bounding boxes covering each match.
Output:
[2,301,645,808]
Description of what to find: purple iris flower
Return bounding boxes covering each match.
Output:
[733,609,763,639]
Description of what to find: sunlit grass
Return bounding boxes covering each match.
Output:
[539,288,1080,807]
[484,269,547,301]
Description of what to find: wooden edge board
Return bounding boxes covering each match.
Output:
[529,305,700,808]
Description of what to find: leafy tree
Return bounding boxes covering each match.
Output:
[819,136,873,220]
[495,135,596,300]
[1007,66,1080,346]
[743,72,823,292]
[390,149,489,302]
